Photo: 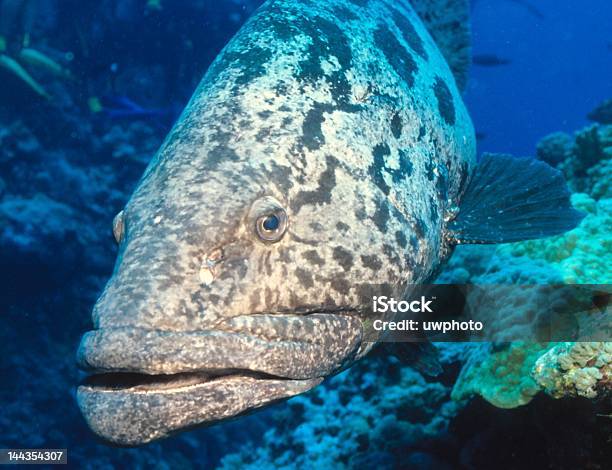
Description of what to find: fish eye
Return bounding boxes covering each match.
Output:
[256,209,287,242]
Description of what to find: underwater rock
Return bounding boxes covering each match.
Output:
[533,342,612,399]
[452,343,545,408]
[536,122,611,197]
[562,125,611,192]
[0,119,41,162]
[536,131,573,167]
[587,98,612,124]
[220,352,460,469]
[99,122,159,163]
[574,124,609,172]
[497,193,611,284]
[0,194,79,252]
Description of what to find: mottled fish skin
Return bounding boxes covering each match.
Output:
[93,0,474,339]
[77,0,475,444]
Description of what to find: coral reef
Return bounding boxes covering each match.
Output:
[445,103,611,411]
[452,343,545,408]
[221,349,463,469]
[537,121,612,199]
[536,132,573,167]
[496,193,611,284]
[588,98,612,125]
[447,199,610,409]
[533,342,612,399]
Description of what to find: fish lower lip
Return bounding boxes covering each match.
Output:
[77,372,322,446]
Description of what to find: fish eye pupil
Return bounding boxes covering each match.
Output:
[262,214,280,231]
[252,199,287,243]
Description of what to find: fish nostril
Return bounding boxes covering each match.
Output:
[199,248,225,286]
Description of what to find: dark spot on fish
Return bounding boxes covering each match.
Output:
[295,268,314,289]
[291,155,339,211]
[303,250,325,266]
[310,221,324,231]
[395,230,408,248]
[249,290,261,310]
[330,277,350,293]
[355,207,367,221]
[258,110,273,119]
[425,158,435,181]
[255,127,272,142]
[334,5,358,22]
[390,6,428,60]
[207,144,240,169]
[374,25,417,87]
[414,217,427,237]
[397,149,413,178]
[458,161,470,195]
[430,197,439,223]
[268,161,294,193]
[369,143,391,195]
[435,165,448,200]
[289,289,299,307]
[410,235,419,251]
[372,200,390,232]
[274,81,289,96]
[336,222,350,233]
[324,294,337,307]
[391,113,403,139]
[263,251,272,276]
[433,76,456,125]
[418,125,426,140]
[361,254,383,271]
[333,246,354,271]
[385,149,414,185]
[302,102,334,151]
[382,244,400,264]
[295,16,353,105]
[207,44,273,89]
[278,247,294,264]
[265,287,274,306]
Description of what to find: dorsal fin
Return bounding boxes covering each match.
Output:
[410,0,471,91]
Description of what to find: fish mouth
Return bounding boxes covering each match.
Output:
[76,313,363,446]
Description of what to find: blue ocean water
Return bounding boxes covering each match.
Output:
[0,0,610,468]
[467,0,611,156]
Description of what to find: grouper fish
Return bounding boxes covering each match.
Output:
[76,0,582,445]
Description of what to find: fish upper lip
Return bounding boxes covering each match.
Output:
[77,312,363,381]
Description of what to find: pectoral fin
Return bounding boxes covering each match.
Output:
[385,341,443,377]
[448,153,585,244]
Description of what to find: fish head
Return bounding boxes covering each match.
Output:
[75,94,409,445]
